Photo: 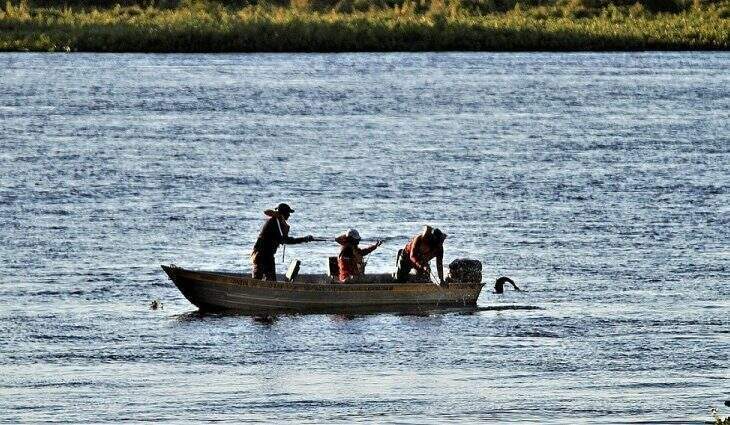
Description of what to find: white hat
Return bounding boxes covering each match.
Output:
[345,228,361,241]
[336,228,361,245]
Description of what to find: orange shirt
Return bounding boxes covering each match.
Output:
[404,235,442,269]
[338,244,378,282]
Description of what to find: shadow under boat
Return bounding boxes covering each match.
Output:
[172,304,542,323]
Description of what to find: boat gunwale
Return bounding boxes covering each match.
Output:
[162,265,485,293]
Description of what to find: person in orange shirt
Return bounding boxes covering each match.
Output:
[396,226,447,284]
[336,229,382,282]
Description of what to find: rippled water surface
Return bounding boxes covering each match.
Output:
[1,52,728,423]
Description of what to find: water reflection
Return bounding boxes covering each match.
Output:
[2,51,727,423]
[173,304,542,320]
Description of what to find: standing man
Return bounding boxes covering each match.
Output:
[396,225,447,285]
[251,203,314,281]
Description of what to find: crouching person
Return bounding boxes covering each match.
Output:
[396,226,447,285]
[336,229,382,283]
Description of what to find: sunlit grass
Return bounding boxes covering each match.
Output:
[0,0,728,51]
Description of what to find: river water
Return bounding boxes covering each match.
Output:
[1,52,728,423]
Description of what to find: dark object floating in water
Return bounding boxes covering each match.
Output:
[726,400,730,407]
[494,276,522,294]
[252,315,277,324]
[161,264,485,315]
[150,300,163,310]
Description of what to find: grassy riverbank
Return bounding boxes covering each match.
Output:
[1,0,729,52]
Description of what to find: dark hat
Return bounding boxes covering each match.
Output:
[432,228,447,242]
[275,203,294,214]
[422,225,447,242]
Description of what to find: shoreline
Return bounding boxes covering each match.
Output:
[2,49,729,54]
[2,2,729,53]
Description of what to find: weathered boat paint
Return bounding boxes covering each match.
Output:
[162,265,485,314]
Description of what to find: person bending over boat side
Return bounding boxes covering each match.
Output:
[250,203,314,281]
[396,226,447,285]
[336,229,382,283]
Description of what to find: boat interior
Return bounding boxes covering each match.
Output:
[210,256,434,284]
[211,271,432,284]
[289,256,432,284]
[179,255,486,285]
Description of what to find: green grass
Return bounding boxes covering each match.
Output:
[1,0,728,52]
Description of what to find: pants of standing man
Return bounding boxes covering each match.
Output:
[251,251,276,281]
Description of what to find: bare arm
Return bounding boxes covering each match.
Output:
[360,241,382,256]
[409,236,426,270]
[435,250,444,284]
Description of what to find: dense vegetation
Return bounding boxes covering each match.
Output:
[1,0,729,52]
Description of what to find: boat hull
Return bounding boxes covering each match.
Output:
[162,265,485,314]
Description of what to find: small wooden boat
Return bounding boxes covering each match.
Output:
[161,264,486,314]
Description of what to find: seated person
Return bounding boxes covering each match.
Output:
[336,229,382,282]
[396,226,447,284]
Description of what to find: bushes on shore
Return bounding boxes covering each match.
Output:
[14,0,730,13]
[1,0,728,52]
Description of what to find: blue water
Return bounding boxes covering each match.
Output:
[1,52,728,423]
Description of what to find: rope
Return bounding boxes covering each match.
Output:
[429,268,440,285]
[362,250,374,270]
[275,218,286,263]
[309,236,384,243]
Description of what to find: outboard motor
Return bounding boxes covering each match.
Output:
[447,259,482,283]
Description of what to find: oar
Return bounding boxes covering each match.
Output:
[428,268,442,286]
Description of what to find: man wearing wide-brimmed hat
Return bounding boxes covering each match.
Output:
[251,203,314,281]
